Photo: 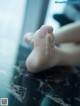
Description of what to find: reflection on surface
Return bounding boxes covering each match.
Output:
[0,38,17,99]
[0,0,26,102]
[0,45,80,106]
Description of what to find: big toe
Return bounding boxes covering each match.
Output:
[24,33,34,46]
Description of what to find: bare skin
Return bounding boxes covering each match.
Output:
[24,22,80,73]
[24,21,80,46]
[25,25,59,73]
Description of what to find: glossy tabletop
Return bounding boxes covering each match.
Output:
[0,44,80,106]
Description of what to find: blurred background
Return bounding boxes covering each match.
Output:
[0,0,80,77]
[0,0,80,105]
[0,0,66,72]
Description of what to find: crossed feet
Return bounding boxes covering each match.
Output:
[24,25,59,73]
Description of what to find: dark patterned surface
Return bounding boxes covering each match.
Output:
[0,45,80,106]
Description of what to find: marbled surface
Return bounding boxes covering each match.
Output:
[0,45,80,106]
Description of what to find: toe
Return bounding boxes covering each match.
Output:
[46,34,51,56]
[24,32,33,41]
[23,33,34,46]
[34,27,46,39]
[47,25,53,33]
[41,25,53,33]
[38,25,53,38]
[48,33,55,47]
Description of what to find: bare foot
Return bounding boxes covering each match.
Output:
[26,25,57,73]
[24,25,53,47]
